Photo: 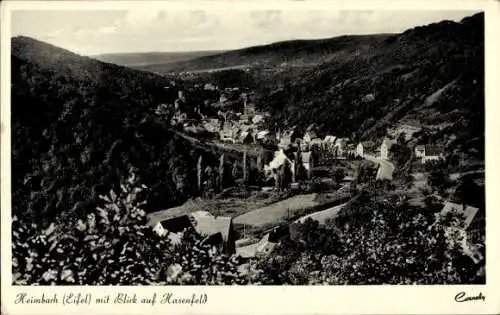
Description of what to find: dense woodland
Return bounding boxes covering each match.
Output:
[12,38,205,226]
[10,13,485,285]
[175,13,484,163]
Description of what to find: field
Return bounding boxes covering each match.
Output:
[233,190,351,227]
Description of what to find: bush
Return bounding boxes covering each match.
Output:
[256,193,484,284]
[12,170,255,285]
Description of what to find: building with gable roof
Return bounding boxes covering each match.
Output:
[440,201,483,244]
[301,151,314,179]
[303,130,318,145]
[438,201,484,263]
[190,211,236,254]
[356,143,364,157]
[147,206,236,254]
[415,145,445,163]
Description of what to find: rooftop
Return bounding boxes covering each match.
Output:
[440,201,480,230]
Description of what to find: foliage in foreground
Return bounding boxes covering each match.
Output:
[256,193,485,285]
[12,171,484,285]
[12,171,254,285]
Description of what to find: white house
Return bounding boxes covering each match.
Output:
[415,145,445,163]
[252,114,264,125]
[301,151,314,179]
[278,130,296,149]
[356,143,364,157]
[415,145,426,157]
[303,131,318,145]
[333,138,348,156]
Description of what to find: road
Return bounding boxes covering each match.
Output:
[170,129,269,158]
[294,203,347,225]
[363,154,395,181]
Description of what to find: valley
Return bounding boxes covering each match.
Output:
[10,12,485,286]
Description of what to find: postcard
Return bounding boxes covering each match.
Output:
[1,0,499,314]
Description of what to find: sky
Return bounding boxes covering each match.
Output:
[11,10,479,55]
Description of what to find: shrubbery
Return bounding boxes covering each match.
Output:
[12,170,255,285]
[256,191,484,285]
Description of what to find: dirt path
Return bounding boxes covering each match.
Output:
[294,202,347,225]
[363,154,395,180]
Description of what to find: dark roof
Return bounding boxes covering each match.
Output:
[305,131,318,139]
[200,232,224,247]
[158,215,193,233]
[441,202,479,230]
[146,199,204,226]
[192,212,233,242]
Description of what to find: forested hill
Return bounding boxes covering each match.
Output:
[137,34,392,73]
[257,12,484,162]
[11,36,200,226]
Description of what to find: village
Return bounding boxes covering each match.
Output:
[146,84,484,266]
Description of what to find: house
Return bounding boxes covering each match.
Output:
[303,131,318,145]
[152,215,193,234]
[356,143,364,157]
[333,138,348,156]
[301,151,314,179]
[323,135,336,147]
[439,202,484,263]
[202,118,220,133]
[239,114,249,123]
[380,138,397,160]
[255,130,271,144]
[220,121,238,140]
[190,211,236,255]
[204,83,217,91]
[256,130,269,140]
[415,145,426,157]
[238,130,254,144]
[264,149,295,189]
[278,130,295,149]
[415,145,445,163]
[236,233,277,259]
[252,114,264,125]
[310,137,323,148]
[148,209,236,254]
[361,93,375,103]
[440,202,483,245]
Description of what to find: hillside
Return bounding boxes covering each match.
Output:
[256,13,484,164]
[94,50,224,68]
[137,34,392,73]
[10,12,484,227]
[11,36,206,226]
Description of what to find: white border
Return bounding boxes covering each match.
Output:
[1,1,500,315]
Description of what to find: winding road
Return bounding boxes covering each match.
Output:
[294,202,347,225]
[363,154,395,181]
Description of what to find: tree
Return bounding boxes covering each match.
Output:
[12,169,255,285]
[452,176,484,208]
[428,167,451,195]
[256,193,483,285]
[333,168,346,184]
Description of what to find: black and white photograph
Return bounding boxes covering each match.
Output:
[2,2,491,291]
